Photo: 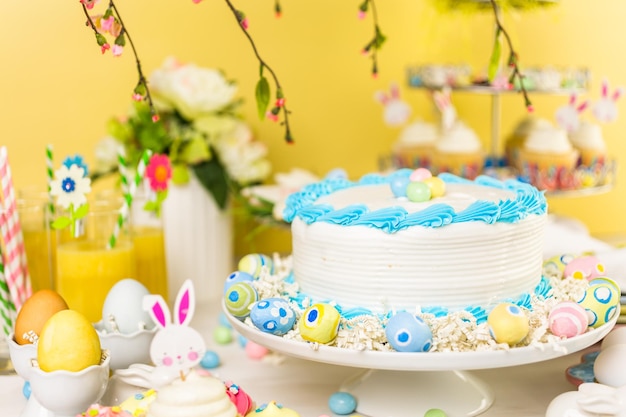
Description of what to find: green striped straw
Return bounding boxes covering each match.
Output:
[45,144,55,216]
[0,248,16,337]
[117,145,130,196]
[107,149,152,249]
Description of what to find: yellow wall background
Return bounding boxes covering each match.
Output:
[1,1,625,255]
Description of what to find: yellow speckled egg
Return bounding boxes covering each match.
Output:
[37,310,102,372]
[487,303,529,345]
[298,303,341,344]
[238,254,274,279]
[14,290,68,345]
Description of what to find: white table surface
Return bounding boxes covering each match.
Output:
[1,215,623,417]
[0,300,609,417]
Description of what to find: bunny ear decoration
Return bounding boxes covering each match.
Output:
[374,90,389,105]
[143,294,172,329]
[433,87,457,131]
[173,279,196,326]
[593,78,623,123]
[555,93,588,132]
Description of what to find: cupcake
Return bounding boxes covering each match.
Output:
[505,117,552,170]
[431,121,484,179]
[518,124,579,190]
[391,120,438,169]
[568,121,607,167]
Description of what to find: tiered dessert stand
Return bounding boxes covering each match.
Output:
[224,306,617,417]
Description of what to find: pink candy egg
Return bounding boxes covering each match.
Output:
[548,301,588,338]
[563,255,605,281]
[409,168,432,182]
[245,341,270,360]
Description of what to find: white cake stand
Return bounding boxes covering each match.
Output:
[224,306,617,417]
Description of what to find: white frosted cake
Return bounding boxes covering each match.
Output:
[283,170,547,313]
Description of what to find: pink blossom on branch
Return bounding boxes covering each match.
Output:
[80,0,100,10]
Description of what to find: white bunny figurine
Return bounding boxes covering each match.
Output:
[593,78,623,123]
[433,87,457,131]
[374,82,412,127]
[545,383,626,417]
[555,93,588,132]
[143,279,206,382]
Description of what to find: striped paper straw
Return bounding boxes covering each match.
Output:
[0,247,16,337]
[107,149,152,249]
[117,145,130,196]
[45,144,55,216]
[0,147,31,310]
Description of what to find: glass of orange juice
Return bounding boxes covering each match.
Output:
[17,188,56,292]
[55,197,136,323]
[130,188,169,300]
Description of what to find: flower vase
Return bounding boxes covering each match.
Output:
[161,175,234,305]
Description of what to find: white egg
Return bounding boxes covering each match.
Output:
[102,279,155,334]
[593,344,626,387]
[600,326,626,350]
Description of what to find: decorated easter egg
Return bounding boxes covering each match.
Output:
[548,301,588,338]
[298,303,341,344]
[223,271,254,294]
[238,254,274,279]
[384,311,433,352]
[542,253,575,279]
[406,181,432,202]
[422,176,446,198]
[225,282,258,319]
[102,279,155,334]
[578,280,620,328]
[563,255,605,280]
[487,303,529,345]
[250,298,296,335]
[37,310,102,372]
[14,290,68,345]
[589,276,621,294]
[409,168,432,182]
[390,175,411,198]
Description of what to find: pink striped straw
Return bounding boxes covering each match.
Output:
[0,146,31,311]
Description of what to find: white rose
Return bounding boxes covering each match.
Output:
[94,136,120,173]
[149,57,238,120]
[214,122,271,184]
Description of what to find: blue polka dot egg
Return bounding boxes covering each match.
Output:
[487,303,529,345]
[250,298,296,335]
[298,303,341,344]
[578,277,620,328]
[385,311,433,352]
[238,254,274,279]
[225,282,258,319]
[223,270,254,294]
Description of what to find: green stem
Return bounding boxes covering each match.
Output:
[222,0,294,143]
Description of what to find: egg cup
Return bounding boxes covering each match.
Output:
[26,349,110,417]
[93,321,156,370]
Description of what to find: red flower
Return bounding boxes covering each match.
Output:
[146,154,172,192]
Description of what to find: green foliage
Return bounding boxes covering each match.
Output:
[192,156,230,210]
[255,76,271,120]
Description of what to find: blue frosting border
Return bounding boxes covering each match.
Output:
[283,170,547,232]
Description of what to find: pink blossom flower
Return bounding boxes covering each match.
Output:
[132,93,144,101]
[100,16,114,32]
[275,98,285,108]
[266,111,279,122]
[240,18,249,30]
[101,43,110,54]
[80,0,100,10]
[146,154,172,192]
[192,0,202,3]
[358,11,366,19]
[112,44,124,57]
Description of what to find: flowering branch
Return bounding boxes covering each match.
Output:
[80,0,159,121]
[222,0,294,143]
[359,0,386,78]
[488,0,533,112]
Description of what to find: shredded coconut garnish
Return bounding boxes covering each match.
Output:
[238,255,605,354]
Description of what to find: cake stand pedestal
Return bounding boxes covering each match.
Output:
[340,369,494,417]
[224,304,617,417]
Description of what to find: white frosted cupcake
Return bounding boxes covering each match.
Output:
[519,124,579,187]
[431,121,484,179]
[568,121,607,167]
[505,117,552,170]
[391,120,438,169]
